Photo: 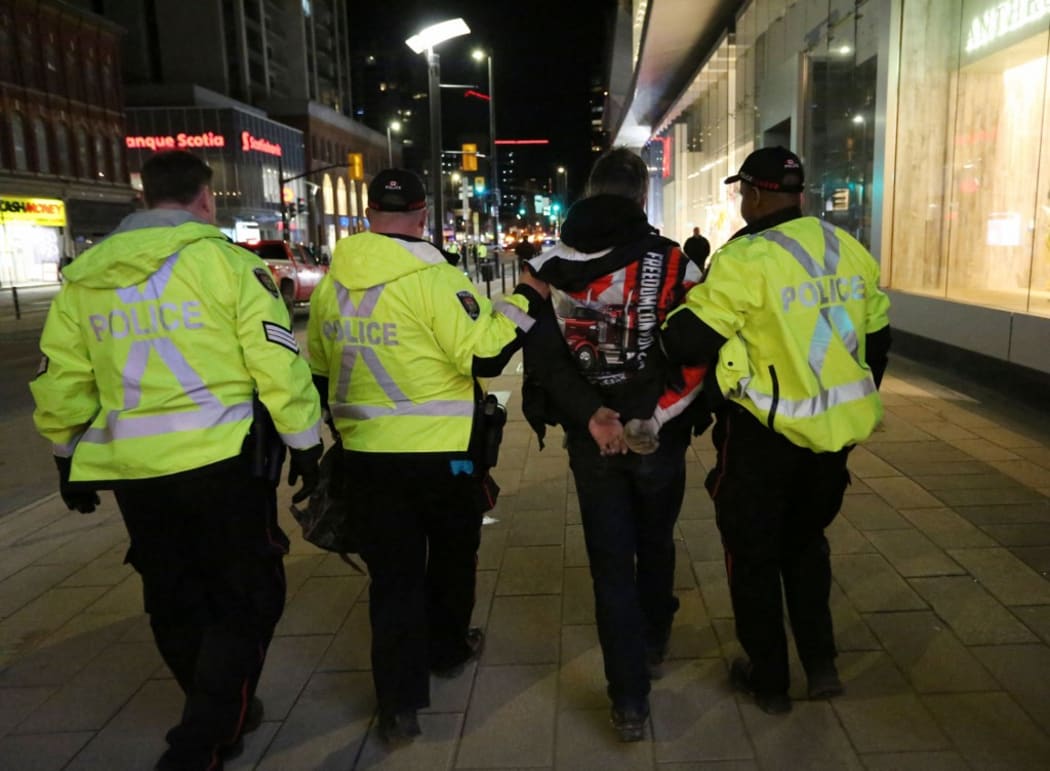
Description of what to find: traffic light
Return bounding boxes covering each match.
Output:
[347,152,364,180]
[297,197,306,214]
[462,143,478,172]
[474,176,486,194]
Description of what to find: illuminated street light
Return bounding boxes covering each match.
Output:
[472,47,501,249]
[556,165,569,201]
[386,120,401,167]
[405,18,471,249]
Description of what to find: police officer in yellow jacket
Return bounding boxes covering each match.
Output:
[662,147,892,715]
[307,169,548,743]
[31,150,323,771]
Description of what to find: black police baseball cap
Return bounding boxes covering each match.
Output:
[724,146,805,193]
[368,169,427,212]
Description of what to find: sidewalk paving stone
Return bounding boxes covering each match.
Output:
[971,643,1050,733]
[864,611,998,693]
[650,659,751,764]
[455,664,557,768]
[831,554,927,612]
[484,595,561,665]
[864,529,964,577]
[909,576,1036,645]
[897,507,997,549]
[946,547,1050,606]
[923,692,1050,770]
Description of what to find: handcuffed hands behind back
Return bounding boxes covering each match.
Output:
[588,406,627,456]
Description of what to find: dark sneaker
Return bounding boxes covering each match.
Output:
[610,704,648,742]
[377,710,421,744]
[432,627,485,679]
[806,660,844,700]
[729,658,791,715]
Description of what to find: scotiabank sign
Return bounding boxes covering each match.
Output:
[240,131,282,157]
[125,132,226,152]
[0,196,67,227]
[125,130,283,157]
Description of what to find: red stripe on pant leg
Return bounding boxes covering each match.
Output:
[710,412,732,500]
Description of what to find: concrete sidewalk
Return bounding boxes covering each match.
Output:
[2,355,1050,770]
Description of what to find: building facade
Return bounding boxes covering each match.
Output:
[0,0,135,287]
[93,0,381,251]
[124,105,306,242]
[611,0,1050,378]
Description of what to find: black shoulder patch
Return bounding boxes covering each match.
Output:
[456,290,480,320]
[253,267,280,298]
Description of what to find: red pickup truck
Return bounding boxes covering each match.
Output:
[237,240,328,316]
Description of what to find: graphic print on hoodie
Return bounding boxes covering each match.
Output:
[528,194,706,424]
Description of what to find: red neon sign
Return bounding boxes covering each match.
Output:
[464,89,491,101]
[494,139,549,145]
[241,131,282,157]
[125,132,226,152]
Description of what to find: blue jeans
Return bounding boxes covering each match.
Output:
[567,431,687,710]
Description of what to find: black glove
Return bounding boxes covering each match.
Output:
[288,443,323,503]
[54,456,100,514]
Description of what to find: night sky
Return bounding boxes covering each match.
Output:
[349,0,617,199]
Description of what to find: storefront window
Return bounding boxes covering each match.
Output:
[33,118,50,173]
[55,123,72,176]
[802,17,878,250]
[336,177,349,238]
[322,174,334,214]
[9,113,28,171]
[110,135,123,182]
[94,134,107,179]
[892,0,1050,317]
[74,126,90,178]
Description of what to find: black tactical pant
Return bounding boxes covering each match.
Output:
[345,454,484,718]
[707,403,850,695]
[115,459,288,770]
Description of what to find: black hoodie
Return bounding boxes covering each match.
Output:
[522,195,701,445]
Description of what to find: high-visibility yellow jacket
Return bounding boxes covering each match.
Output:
[672,216,891,452]
[31,210,321,482]
[307,232,536,454]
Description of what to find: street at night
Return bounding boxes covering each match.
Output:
[2,1,1050,769]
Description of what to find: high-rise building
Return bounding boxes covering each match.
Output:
[85,0,387,245]
[109,0,352,115]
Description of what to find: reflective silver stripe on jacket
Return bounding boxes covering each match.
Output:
[761,221,861,376]
[279,422,323,449]
[493,299,535,332]
[52,440,80,458]
[80,252,253,444]
[330,400,474,420]
[332,281,474,421]
[740,374,877,419]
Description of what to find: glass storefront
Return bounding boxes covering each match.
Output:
[643,0,1050,321]
[0,196,64,285]
[893,0,1050,317]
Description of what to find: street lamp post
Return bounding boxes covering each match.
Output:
[557,165,568,201]
[473,48,500,249]
[406,18,470,249]
[386,120,401,167]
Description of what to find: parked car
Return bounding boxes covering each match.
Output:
[236,240,328,316]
